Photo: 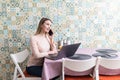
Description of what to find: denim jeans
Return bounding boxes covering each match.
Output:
[26,66,43,77]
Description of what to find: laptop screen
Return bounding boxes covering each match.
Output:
[59,43,81,57]
[46,43,81,60]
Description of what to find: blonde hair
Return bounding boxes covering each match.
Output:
[35,17,52,35]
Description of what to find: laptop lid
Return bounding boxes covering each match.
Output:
[47,43,81,60]
[60,43,81,57]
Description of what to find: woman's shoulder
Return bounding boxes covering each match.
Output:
[30,35,39,41]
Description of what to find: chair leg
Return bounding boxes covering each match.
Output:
[62,67,65,80]
[13,67,17,80]
[93,69,99,80]
[62,74,64,80]
[95,70,99,80]
[62,58,65,80]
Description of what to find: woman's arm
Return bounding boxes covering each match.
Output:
[48,35,58,54]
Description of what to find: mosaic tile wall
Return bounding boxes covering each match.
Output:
[0,0,120,79]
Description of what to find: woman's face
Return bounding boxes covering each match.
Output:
[42,20,52,33]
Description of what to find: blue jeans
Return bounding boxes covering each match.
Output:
[26,66,43,77]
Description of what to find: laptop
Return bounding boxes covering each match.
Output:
[46,43,81,60]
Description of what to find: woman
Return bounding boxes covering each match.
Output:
[26,17,57,77]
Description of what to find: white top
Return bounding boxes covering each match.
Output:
[27,34,56,66]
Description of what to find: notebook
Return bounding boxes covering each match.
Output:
[47,43,81,60]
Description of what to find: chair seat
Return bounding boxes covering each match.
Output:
[65,75,93,80]
[23,70,31,77]
[17,78,41,80]
[100,75,120,80]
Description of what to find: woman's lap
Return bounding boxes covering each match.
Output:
[26,66,43,77]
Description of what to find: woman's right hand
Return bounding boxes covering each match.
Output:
[48,50,58,55]
[48,50,58,57]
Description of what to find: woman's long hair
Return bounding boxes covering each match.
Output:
[35,17,52,35]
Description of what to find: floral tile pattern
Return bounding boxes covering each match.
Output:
[0,0,120,79]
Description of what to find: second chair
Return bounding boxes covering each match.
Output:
[62,57,97,80]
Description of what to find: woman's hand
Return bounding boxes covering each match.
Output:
[48,50,58,55]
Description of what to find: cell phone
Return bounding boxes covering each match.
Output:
[48,29,53,36]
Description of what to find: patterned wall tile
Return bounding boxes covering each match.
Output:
[0,0,120,79]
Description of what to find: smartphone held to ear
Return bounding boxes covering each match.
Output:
[48,29,53,36]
